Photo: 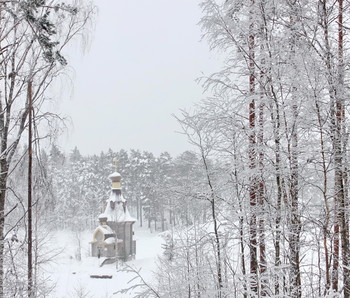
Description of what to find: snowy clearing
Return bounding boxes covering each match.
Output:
[45,226,164,298]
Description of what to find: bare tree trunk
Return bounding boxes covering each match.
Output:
[0,3,4,293]
[239,209,247,298]
[258,87,266,296]
[269,96,284,296]
[332,217,340,291]
[258,20,267,293]
[201,152,223,297]
[0,51,23,298]
[0,171,7,298]
[287,7,302,297]
[289,103,301,298]
[315,98,331,293]
[27,81,33,298]
[319,0,345,293]
[248,1,258,294]
[337,1,350,296]
[323,4,339,293]
[232,139,247,297]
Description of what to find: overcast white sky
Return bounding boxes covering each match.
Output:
[59,0,220,157]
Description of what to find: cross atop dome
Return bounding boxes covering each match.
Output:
[113,157,118,171]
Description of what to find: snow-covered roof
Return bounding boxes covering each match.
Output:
[103,236,124,245]
[106,192,125,203]
[104,201,136,222]
[98,213,108,219]
[103,191,136,223]
[104,237,115,245]
[94,224,115,235]
[109,172,121,179]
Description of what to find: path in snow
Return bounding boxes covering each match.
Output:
[45,226,164,298]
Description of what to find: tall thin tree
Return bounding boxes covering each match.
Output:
[27,80,33,298]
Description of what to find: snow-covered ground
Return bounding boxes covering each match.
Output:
[45,226,164,298]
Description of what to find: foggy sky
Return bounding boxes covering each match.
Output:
[59,0,220,157]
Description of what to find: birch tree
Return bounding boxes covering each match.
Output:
[0,1,95,296]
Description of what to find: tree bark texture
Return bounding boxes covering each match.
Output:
[27,81,33,298]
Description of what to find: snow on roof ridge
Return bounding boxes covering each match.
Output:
[109,172,121,178]
[104,237,115,245]
[93,225,115,235]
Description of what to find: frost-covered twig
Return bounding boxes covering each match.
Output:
[114,264,160,298]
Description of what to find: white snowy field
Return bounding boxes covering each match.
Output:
[44,226,164,298]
